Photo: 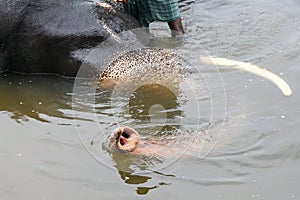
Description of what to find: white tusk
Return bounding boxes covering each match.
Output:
[200,56,292,97]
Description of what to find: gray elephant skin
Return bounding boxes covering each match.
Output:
[0,0,140,76]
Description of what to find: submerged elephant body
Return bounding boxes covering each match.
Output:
[0,0,140,76]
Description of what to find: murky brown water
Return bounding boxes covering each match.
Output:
[1,0,300,199]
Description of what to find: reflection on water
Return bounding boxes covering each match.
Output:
[117,170,172,195]
[111,151,163,195]
[106,148,175,195]
[129,83,181,120]
[0,72,74,123]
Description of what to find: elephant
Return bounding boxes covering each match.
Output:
[0,0,140,76]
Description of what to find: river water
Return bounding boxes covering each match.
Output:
[1,0,300,199]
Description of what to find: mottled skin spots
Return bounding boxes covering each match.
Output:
[98,48,183,88]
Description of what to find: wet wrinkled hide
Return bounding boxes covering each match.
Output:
[0,0,140,76]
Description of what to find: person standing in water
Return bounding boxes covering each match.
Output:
[115,0,185,37]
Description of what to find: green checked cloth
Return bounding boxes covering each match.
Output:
[124,0,181,27]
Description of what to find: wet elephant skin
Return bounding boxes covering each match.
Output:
[0,0,140,76]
